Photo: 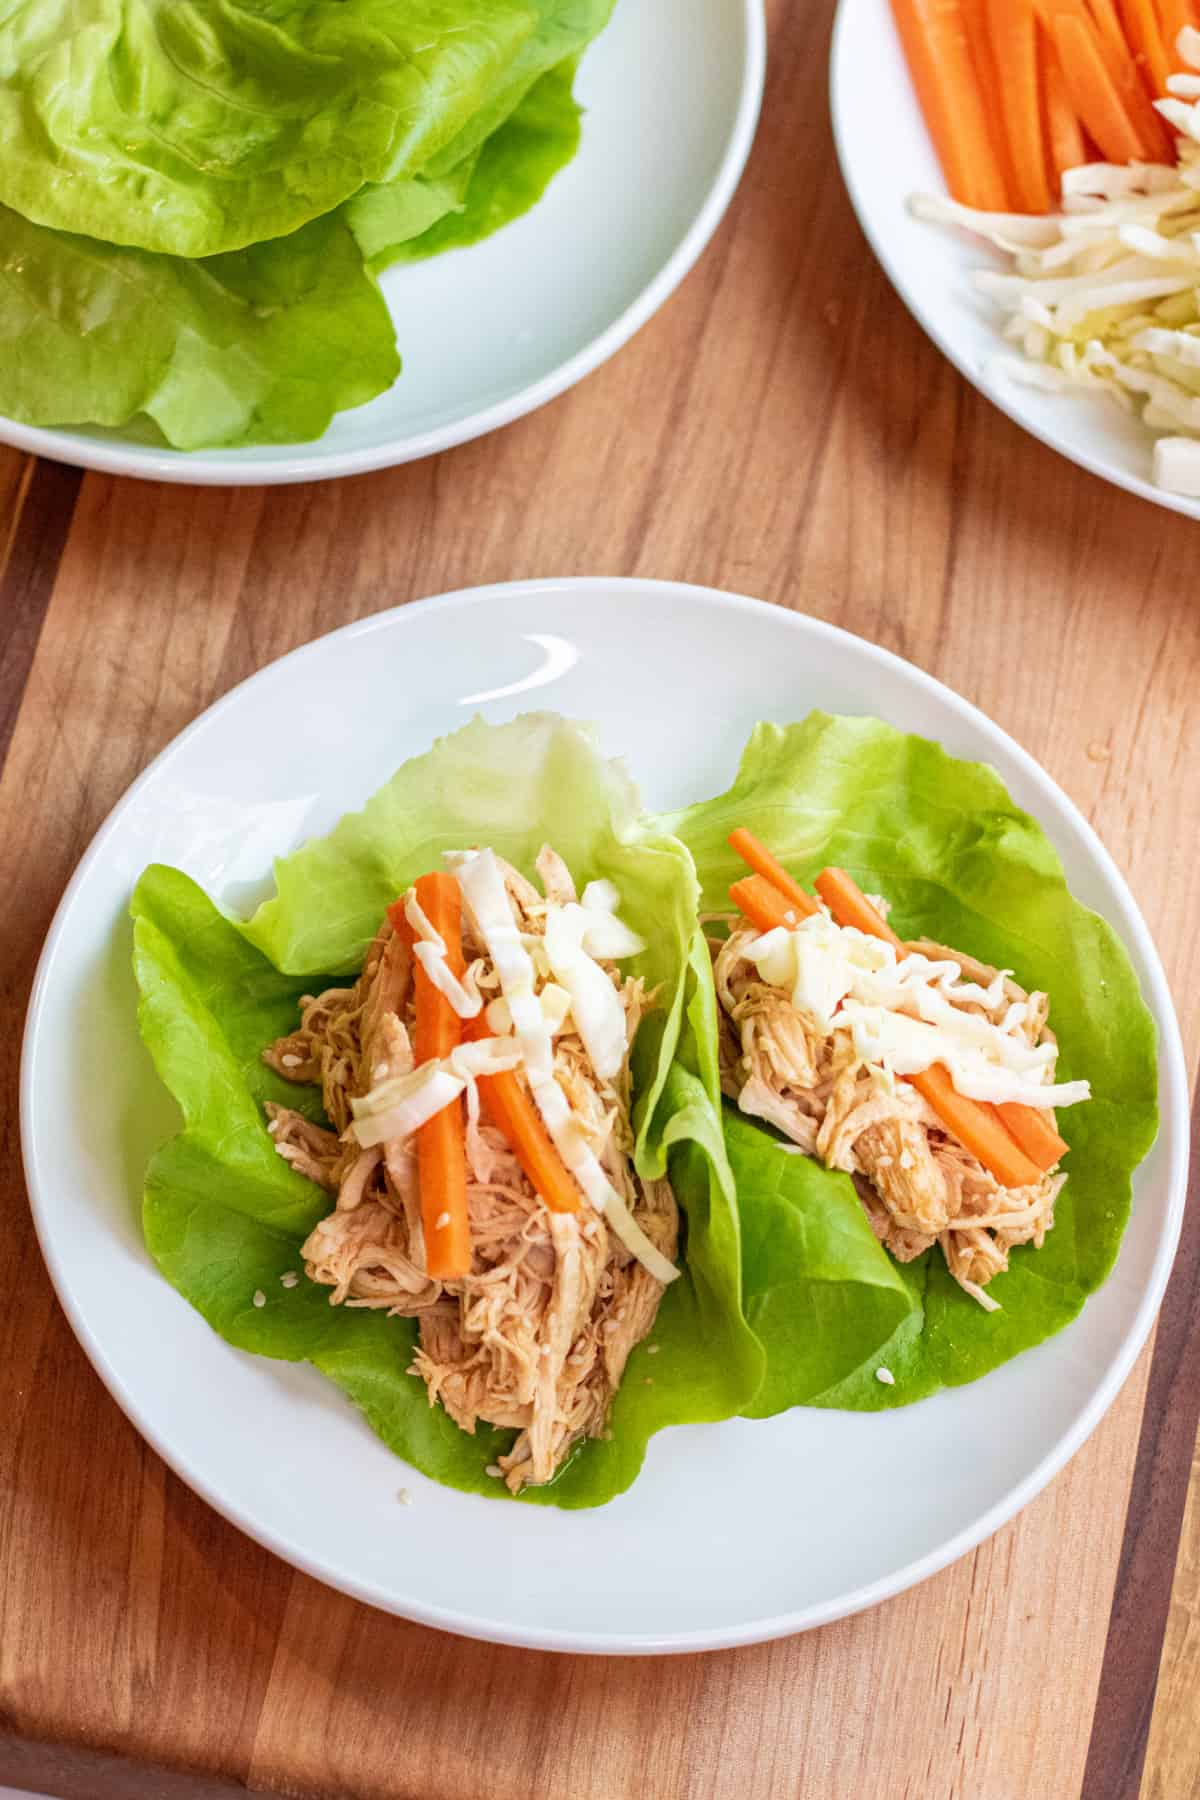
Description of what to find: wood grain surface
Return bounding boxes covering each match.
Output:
[1,6,1198,1796]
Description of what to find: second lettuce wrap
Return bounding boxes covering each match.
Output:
[654,712,1159,1415]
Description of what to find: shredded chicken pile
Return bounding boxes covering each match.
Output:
[263,848,677,1491]
[713,916,1065,1309]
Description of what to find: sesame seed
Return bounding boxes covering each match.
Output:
[252,1289,266,1309]
[875,1366,895,1386]
[280,1053,302,1069]
[266,1119,279,1136]
[397,1488,412,1506]
[646,1344,660,1356]
[485,1464,503,1479]
[373,1064,388,1081]
[643,1377,654,1386]
[280,1271,299,1289]
[435,1211,451,1231]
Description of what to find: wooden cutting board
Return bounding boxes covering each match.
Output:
[2,5,1198,1795]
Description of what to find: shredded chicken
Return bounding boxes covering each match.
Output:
[713,922,1064,1307]
[264,848,676,1491]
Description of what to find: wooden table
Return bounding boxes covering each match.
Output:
[2,7,1199,1797]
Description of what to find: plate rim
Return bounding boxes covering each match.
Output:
[0,2,767,489]
[828,0,1200,524]
[19,575,1191,1653]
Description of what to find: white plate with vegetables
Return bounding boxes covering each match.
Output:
[0,1,764,486]
[832,0,1200,515]
[21,578,1186,1651]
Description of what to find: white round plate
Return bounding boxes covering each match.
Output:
[831,0,1200,519]
[0,2,764,488]
[21,578,1188,1653]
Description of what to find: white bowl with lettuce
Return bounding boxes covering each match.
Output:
[0,1,764,485]
[20,578,1186,1651]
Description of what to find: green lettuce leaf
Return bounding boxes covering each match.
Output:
[419,0,613,179]
[353,58,582,272]
[654,713,1159,1412]
[0,0,538,257]
[0,206,400,450]
[132,715,764,1507]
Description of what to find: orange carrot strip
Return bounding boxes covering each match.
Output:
[728,829,820,918]
[910,1066,1044,1188]
[462,1016,580,1214]
[890,0,1012,208]
[1049,11,1153,160]
[1088,0,1174,150]
[1042,30,1090,186]
[961,0,1024,199]
[988,0,1052,211]
[411,871,471,1279]
[995,1100,1069,1169]
[1160,0,1193,65]
[812,866,906,951]
[814,865,1052,1186]
[1118,0,1171,98]
[730,874,812,935]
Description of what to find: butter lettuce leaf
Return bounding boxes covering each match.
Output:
[0,0,538,257]
[132,715,764,1507]
[655,713,1159,1411]
[354,58,582,271]
[0,206,400,450]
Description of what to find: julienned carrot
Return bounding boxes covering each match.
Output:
[987,0,1052,211]
[728,829,820,918]
[1050,11,1151,160]
[812,867,906,951]
[1042,31,1089,184]
[813,865,1057,1187]
[960,0,1023,199]
[411,871,471,1279]
[730,874,811,935]
[890,0,1012,208]
[1160,0,1192,67]
[1117,0,1170,98]
[995,1100,1069,1169]
[910,1066,1044,1188]
[462,1016,580,1214]
[1087,0,1174,150]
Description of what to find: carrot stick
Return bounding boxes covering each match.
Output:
[812,867,906,951]
[1161,0,1193,66]
[988,0,1052,211]
[730,874,812,935]
[728,829,820,918]
[462,1016,580,1214]
[1049,11,1153,160]
[1118,0,1171,98]
[995,1100,1069,1169]
[1088,0,1174,150]
[1042,31,1089,187]
[960,0,1024,199]
[814,865,1057,1186]
[411,872,471,1279]
[910,1066,1044,1188]
[890,0,1012,208]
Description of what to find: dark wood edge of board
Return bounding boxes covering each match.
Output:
[1083,1084,1200,1800]
[0,457,82,777]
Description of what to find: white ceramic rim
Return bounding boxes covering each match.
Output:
[828,0,1200,523]
[0,6,766,489]
[20,577,1190,1652]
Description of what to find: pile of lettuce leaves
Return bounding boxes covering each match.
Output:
[131,712,1158,1507]
[0,1,612,450]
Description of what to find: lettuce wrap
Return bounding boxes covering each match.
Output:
[654,713,1159,1413]
[132,715,773,1506]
